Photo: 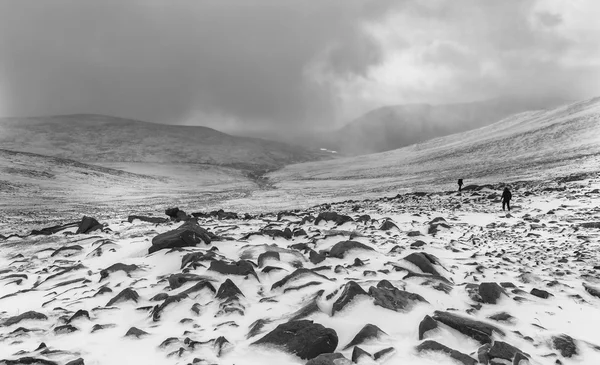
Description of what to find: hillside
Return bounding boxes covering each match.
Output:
[0,114,325,171]
[254,97,600,209]
[329,96,570,155]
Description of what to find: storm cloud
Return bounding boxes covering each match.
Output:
[0,0,598,133]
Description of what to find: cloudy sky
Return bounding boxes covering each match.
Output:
[0,0,599,133]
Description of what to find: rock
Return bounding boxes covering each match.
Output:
[416,340,477,365]
[343,324,386,349]
[331,281,369,315]
[76,216,103,234]
[247,318,272,339]
[99,263,138,281]
[315,212,353,226]
[486,341,528,362]
[407,231,421,237]
[65,358,85,365]
[125,327,149,338]
[67,310,90,323]
[418,315,438,340]
[478,282,507,304]
[488,312,515,323]
[583,283,600,298]
[403,252,443,276]
[149,220,215,254]
[411,240,427,248]
[208,260,257,278]
[168,273,207,289]
[351,347,372,363]
[106,288,140,306]
[329,241,375,258]
[368,280,428,312]
[0,357,58,365]
[530,288,552,299]
[54,324,79,334]
[271,269,330,290]
[257,251,280,267]
[379,220,399,231]
[433,311,504,344]
[306,353,350,365]
[91,324,115,333]
[216,279,244,300]
[309,250,326,265]
[127,215,168,224]
[165,207,189,222]
[30,221,79,236]
[252,320,338,360]
[2,311,47,326]
[552,334,578,358]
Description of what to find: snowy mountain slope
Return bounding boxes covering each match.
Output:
[328,96,570,155]
[258,97,600,208]
[0,114,326,171]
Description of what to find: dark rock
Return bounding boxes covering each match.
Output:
[213,336,231,357]
[216,279,244,300]
[329,241,375,258]
[76,216,103,234]
[411,240,427,248]
[149,220,215,254]
[128,215,168,224]
[416,340,476,365]
[252,320,338,360]
[407,231,421,237]
[125,327,149,338]
[67,310,90,323]
[2,311,47,326]
[106,288,140,306]
[373,347,395,360]
[208,260,257,279]
[271,269,330,290]
[403,252,443,276]
[379,220,399,231]
[168,273,206,289]
[368,280,428,312]
[343,323,386,349]
[487,341,528,361]
[583,283,600,298]
[54,324,78,334]
[99,263,138,281]
[257,251,280,267]
[306,353,349,365]
[488,312,515,322]
[0,357,58,365]
[309,250,326,265]
[530,288,552,299]
[315,212,353,226]
[91,324,115,333]
[65,358,85,365]
[552,334,578,358]
[165,207,189,222]
[332,281,369,315]
[433,311,504,344]
[418,315,438,340]
[247,319,272,339]
[30,222,79,236]
[289,292,323,321]
[351,347,372,363]
[478,282,507,304]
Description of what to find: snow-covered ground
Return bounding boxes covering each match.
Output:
[1,174,599,365]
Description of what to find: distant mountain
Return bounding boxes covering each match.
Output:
[267,97,600,202]
[328,96,571,155]
[0,114,326,171]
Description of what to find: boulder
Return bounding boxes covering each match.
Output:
[403,252,444,276]
[315,212,353,226]
[418,315,438,340]
[416,340,476,365]
[148,220,215,254]
[2,311,47,326]
[433,311,504,344]
[478,282,507,304]
[331,281,369,315]
[306,353,350,365]
[76,216,103,234]
[552,334,578,358]
[329,241,375,259]
[252,320,338,360]
[343,324,386,349]
[368,280,428,312]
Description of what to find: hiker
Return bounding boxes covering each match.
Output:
[458,179,463,192]
[501,187,512,211]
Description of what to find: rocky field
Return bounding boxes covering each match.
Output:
[1,172,599,365]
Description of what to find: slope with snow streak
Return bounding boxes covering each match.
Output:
[263,97,600,207]
[1,175,599,364]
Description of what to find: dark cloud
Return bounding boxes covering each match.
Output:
[0,0,598,132]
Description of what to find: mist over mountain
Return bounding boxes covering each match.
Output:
[0,114,327,171]
[321,96,571,155]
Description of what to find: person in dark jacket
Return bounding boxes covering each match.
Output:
[501,187,512,211]
[458,179,463,192]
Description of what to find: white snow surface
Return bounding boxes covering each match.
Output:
[1,175,600,365]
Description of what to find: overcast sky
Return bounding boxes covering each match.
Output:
[0,0,599,133]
